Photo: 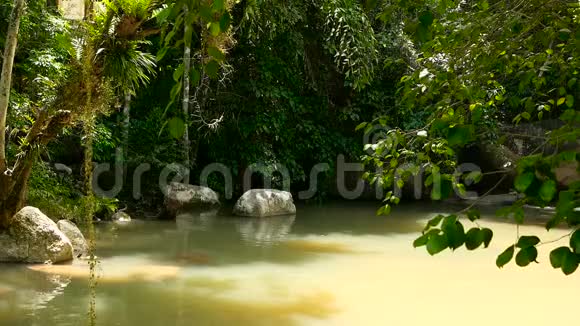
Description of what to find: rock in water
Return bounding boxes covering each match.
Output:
[556,161,580,187]
[111,211,132,223]
[57,220,88,258]
[233,189,297,217]
[163,182,220,219]
[0,207,73,264]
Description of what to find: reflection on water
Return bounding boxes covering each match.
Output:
[237,215,296,245]
[1,202,580,326]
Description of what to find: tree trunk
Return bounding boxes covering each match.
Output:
[0,0,26,173]
[0,156,34,228]
[182,8,192,184]
[122,91,131,161]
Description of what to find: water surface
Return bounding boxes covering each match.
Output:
[0,202,578,326]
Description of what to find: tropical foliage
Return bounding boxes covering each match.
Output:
[361,0,580,274]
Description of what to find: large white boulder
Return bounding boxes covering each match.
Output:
[0,207,73,264]
[163,182,220,219]
[233,189,297,217]
[57,220,88,258]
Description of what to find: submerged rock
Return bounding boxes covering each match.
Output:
[57,220,88,258]
[283,239,357,254]
[0,207,73,264]
[233,189,296,217]
[28,257,181,283]
[163,182,220,219]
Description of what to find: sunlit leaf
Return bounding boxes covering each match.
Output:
[427,234,448,255]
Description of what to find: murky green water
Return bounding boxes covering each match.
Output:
[1,202,579,326]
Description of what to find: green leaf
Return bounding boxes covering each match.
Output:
[570,229,580,253]
[481,228,493,248]
[514,172,535,193]
[355,122,368,131]
[167,117,186,139]
[550,247,571,268]
[424,214,445,231]
[155,7,172,23]
[546,215,563,230]
[565,95,574,108]
[199,5,213,21]
[210,22,221,36]
[380,204,392,215]
[521,112,531,120]
[561,251,579,275]
[539,179,557,202]
[157,47,169,61]
[219,12,231,31]
[426,234,448,255]
[413,233,429,248]
[559,87,566,96]
[516,236,540,248]
[431,186,441,200]
[431,179,452,201]
[515,246,538,267]
[496,246,515,268]
[416,24,431,42]
[205,60,219,79]
[212,0,225,11]
[173,63,184,82]
[466,209,480,222]
[465,228,484,250]
[442,218,465,250]
[557,97,566,106]
[447,126,472,147]
[208,46,225,61]
[191,68,201,85]
[464,171,482,184]
[425,174,433,187]
[414,229,440,248]
[419,10,434,26]
[169,82,182,103]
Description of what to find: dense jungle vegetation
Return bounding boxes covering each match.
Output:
[1,0,579,273]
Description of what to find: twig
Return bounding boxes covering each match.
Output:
[457,174,509,214]
[538,230,575,247]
